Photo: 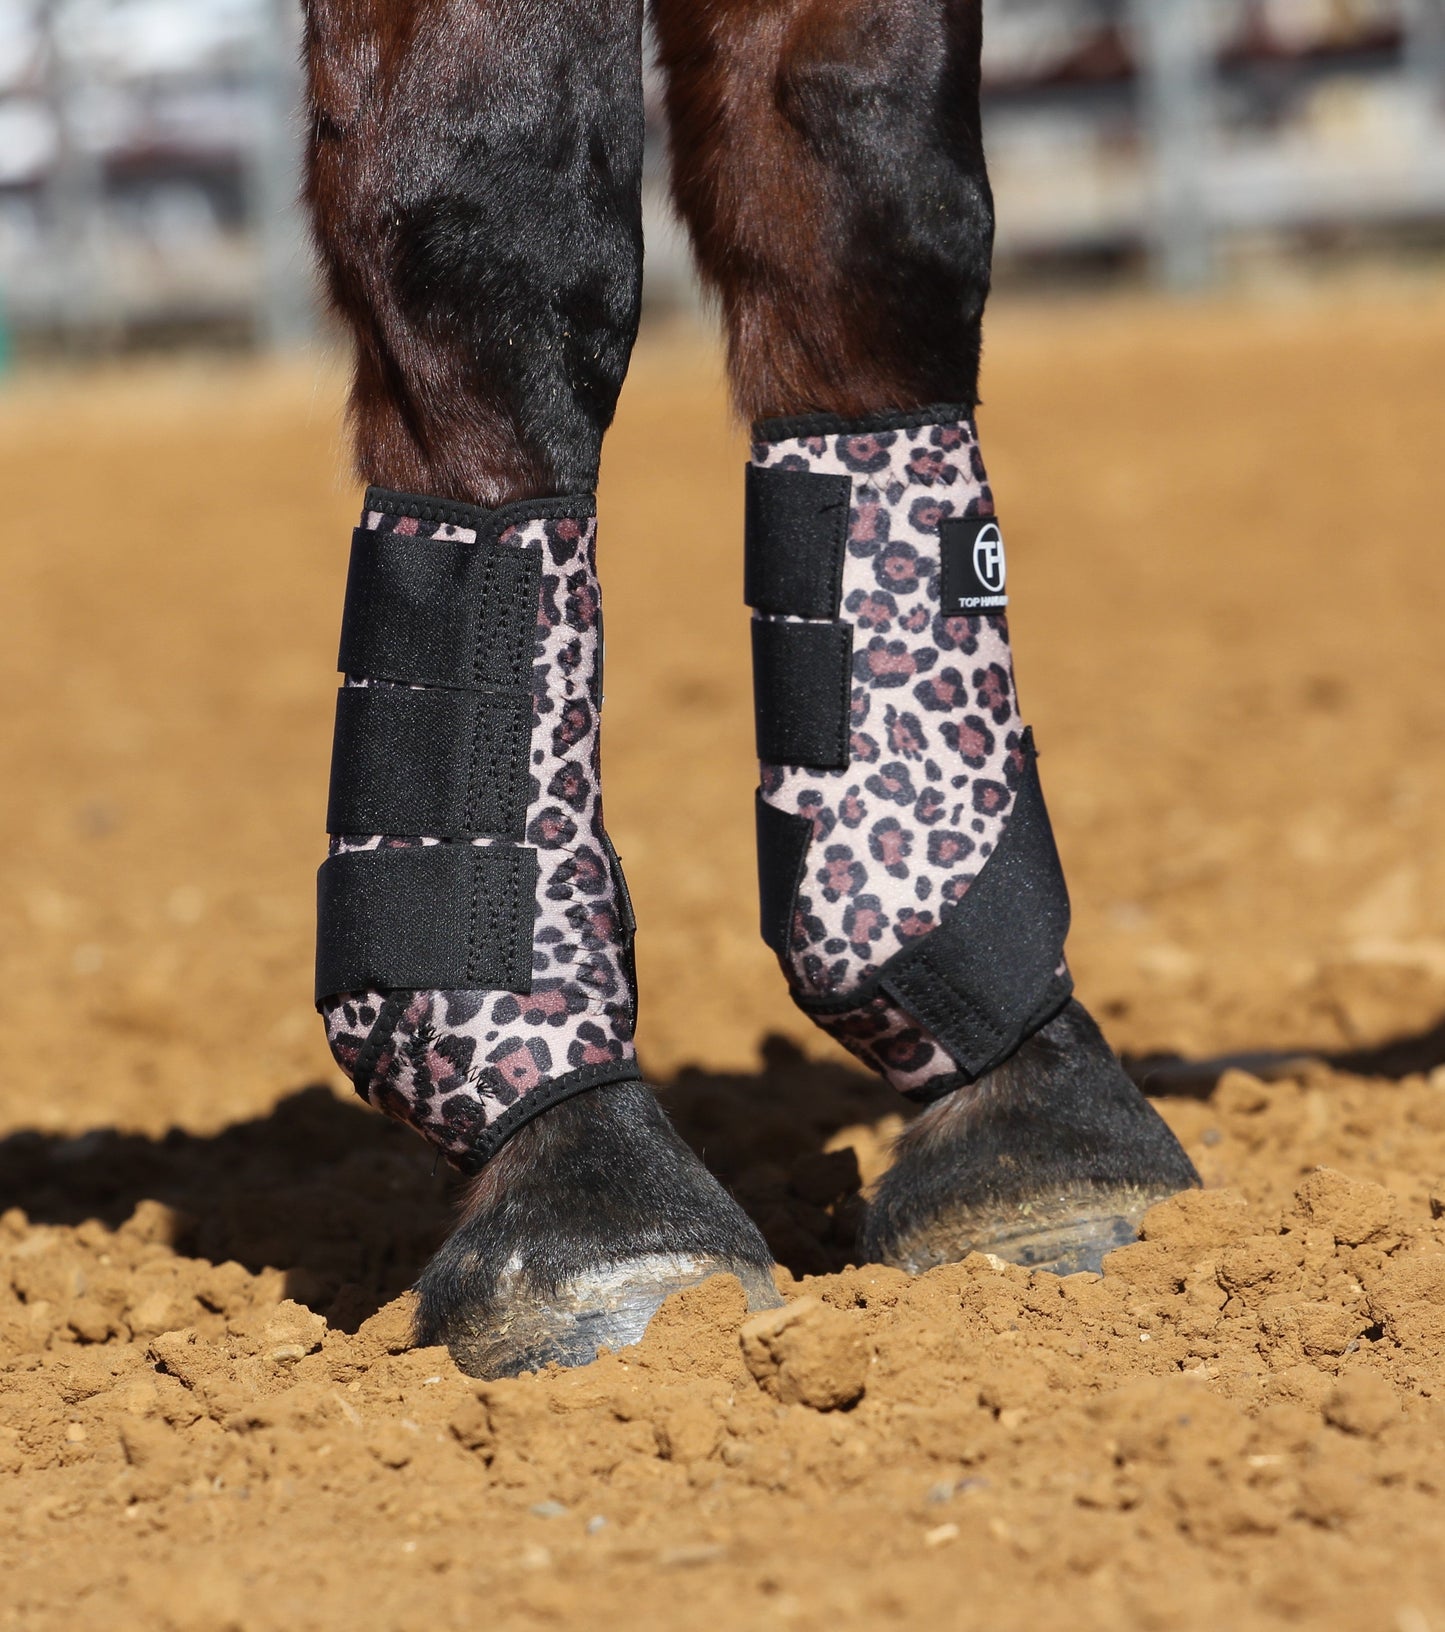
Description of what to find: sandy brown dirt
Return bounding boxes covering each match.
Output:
[4,285,1445,1630]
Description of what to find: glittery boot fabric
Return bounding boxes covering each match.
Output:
[321,491,639,1172]
[752,412,1057,1098]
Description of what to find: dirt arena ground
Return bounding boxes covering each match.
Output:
[5,284,1445,1631]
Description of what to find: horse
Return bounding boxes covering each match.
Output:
[302,0,1197,1377]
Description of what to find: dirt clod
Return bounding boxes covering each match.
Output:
[741,1296,869,1410]
[262,1299,326,1363]
[1322,1373,1401,1439]
[1294,1169,1396,1245]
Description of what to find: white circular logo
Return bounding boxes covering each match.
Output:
[972,523,1006,595]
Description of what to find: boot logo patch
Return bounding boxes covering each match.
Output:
[941,516,1009,612]
[973,523,1007,594]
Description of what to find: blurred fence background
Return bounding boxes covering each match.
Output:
[0,0,1442,356]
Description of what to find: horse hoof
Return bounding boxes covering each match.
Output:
[861,1000,1200,1278]
[439,1250,779,1378]
[414,1080,781,1378]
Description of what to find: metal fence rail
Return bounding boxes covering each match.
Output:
[983,0,1445,283]
[3,0,310,345]
[0,0,1443,351]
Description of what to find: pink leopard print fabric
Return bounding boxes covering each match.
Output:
[752,413,1036,1097]
[322,502,637,1169]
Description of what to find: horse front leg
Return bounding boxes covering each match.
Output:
[653,0,1200,1274]
[303,0,778,1376]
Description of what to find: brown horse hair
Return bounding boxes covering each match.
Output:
[303,0,645,506]
[653,0,993,424]
[302,0,991,496]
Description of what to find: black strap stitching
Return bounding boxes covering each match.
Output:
[464,693,487,835]
[450,1060,645,1172]
[501,849,520,991]
[464,848,483,989]
[886,953,1007,1058]
[825,481,848,614]
[502,703,527,834]
[476,543,499,689]
[348,990,408,1105]
[833,623,852,764]
[487,543,540,694]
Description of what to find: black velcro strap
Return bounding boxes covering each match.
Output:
[337,529,540,690]
[315,843,537,1002]
[327,684,530,840]
[755,792,813,956]
[751,618,853,770]
[744,467,852,619]
[876,730,1071,1079]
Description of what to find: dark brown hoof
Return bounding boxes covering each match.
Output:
[867,1190,1172,1277]
[861,1001,1200,1278]
[414,1081,781,1378]
[444,1252,780,1379]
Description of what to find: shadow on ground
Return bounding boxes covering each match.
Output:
[1124,1009,1445,1096]
[0,1037,907,1326]
[10,1013,1444,1330]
